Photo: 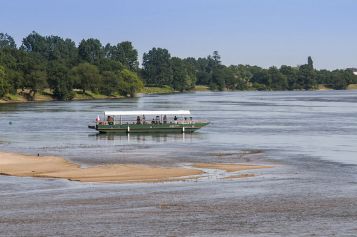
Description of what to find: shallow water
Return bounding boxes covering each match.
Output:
[1,91,357,236]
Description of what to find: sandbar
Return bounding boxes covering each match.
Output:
[0,152,203,183]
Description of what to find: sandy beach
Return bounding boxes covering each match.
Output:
[0,152,203,183]
[0,152,271,183]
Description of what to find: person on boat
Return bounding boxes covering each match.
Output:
[151,118,155,124]
[142,115,146,124]
[163,115,167,124]
[107,116,114,125]
[136,116,141,124]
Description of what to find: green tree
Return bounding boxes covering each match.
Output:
[308,56,314,69]
[0,65,9,98]
[0,33,16,49]
[21,31,47,54]
[100,71,119,96]
[330,70,348,90]
[280,65,298,90]
[210,66,225,90]
[0,48,26,93]
[207,51,226,90]
[195,57,211,85]
[112,41,139,70]
[98,58,123,73]
[21,32,78,66]
[70,63,100,93]
[251,69,270,90]
[268,66,288,90]
[171,57,195,91]
[142,47,173,86]
[212,51,221,64]
[22,53,47,98]
[298,64,317,90]
[78,38,103,65]
[45,36,78,65]
[225,65,250,90]
[118,69,143,97]
[47,61,74,100]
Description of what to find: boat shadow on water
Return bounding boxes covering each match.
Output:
[89,132,203,143]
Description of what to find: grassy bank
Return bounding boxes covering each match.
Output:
[193,85,210,91]
[138,86,174,94]
[0,87,176,104]
[318,84,333,90]
[347,84,357,90]
[2,84,357,104]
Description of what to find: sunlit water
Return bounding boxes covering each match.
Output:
[1,91,357,236]
[1,90,357,165]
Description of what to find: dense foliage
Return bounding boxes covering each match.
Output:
[141,49,357,91]
[0,31,356,101]
[0,31,143,100]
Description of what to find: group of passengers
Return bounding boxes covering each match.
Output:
[105,115,193,125]
[136,115,169,125]
[135,115,193,125]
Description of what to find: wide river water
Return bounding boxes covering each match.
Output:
[1,91,357,236]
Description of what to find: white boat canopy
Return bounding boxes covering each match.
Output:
[104,110,191,116]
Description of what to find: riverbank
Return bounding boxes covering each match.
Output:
[0,152,271,183]
[0,86,176,104]
[2,84,357,104]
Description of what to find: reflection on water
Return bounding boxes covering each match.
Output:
[94,133,192,143]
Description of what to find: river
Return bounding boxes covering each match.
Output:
[0,91,357,236]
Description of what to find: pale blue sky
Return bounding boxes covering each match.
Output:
[1,0,356,69]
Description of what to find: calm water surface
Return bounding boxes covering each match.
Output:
[1,91,357,236]
[1,90,357,165]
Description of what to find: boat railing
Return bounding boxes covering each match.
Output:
[96,119,209,125]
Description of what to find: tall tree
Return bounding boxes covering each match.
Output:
[45,36,78,65]
[118,69,143,97]
[70,63,100,93]
[47,61,74,100]
[113,41,139,71]
[268,66,288,90]
[78,38,103,65]
[207,51,226,90]
[225,65,250,90]
[0,65,9,97]
[22,53,47,98]
[308,56,314,69]
[0,33,16,49]
[142,47,173,86]
[171,57,195,91]
[21,31,47,54]
[212,50,221,64]
[298,64,317,90]
[280,65,298,90]
[99,71,119,96]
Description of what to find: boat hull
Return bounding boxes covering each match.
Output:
[95,122,209,133]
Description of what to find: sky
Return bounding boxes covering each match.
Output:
[1,0,356,69]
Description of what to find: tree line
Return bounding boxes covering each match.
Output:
[1,32,356,100]
[0,32,143,100]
